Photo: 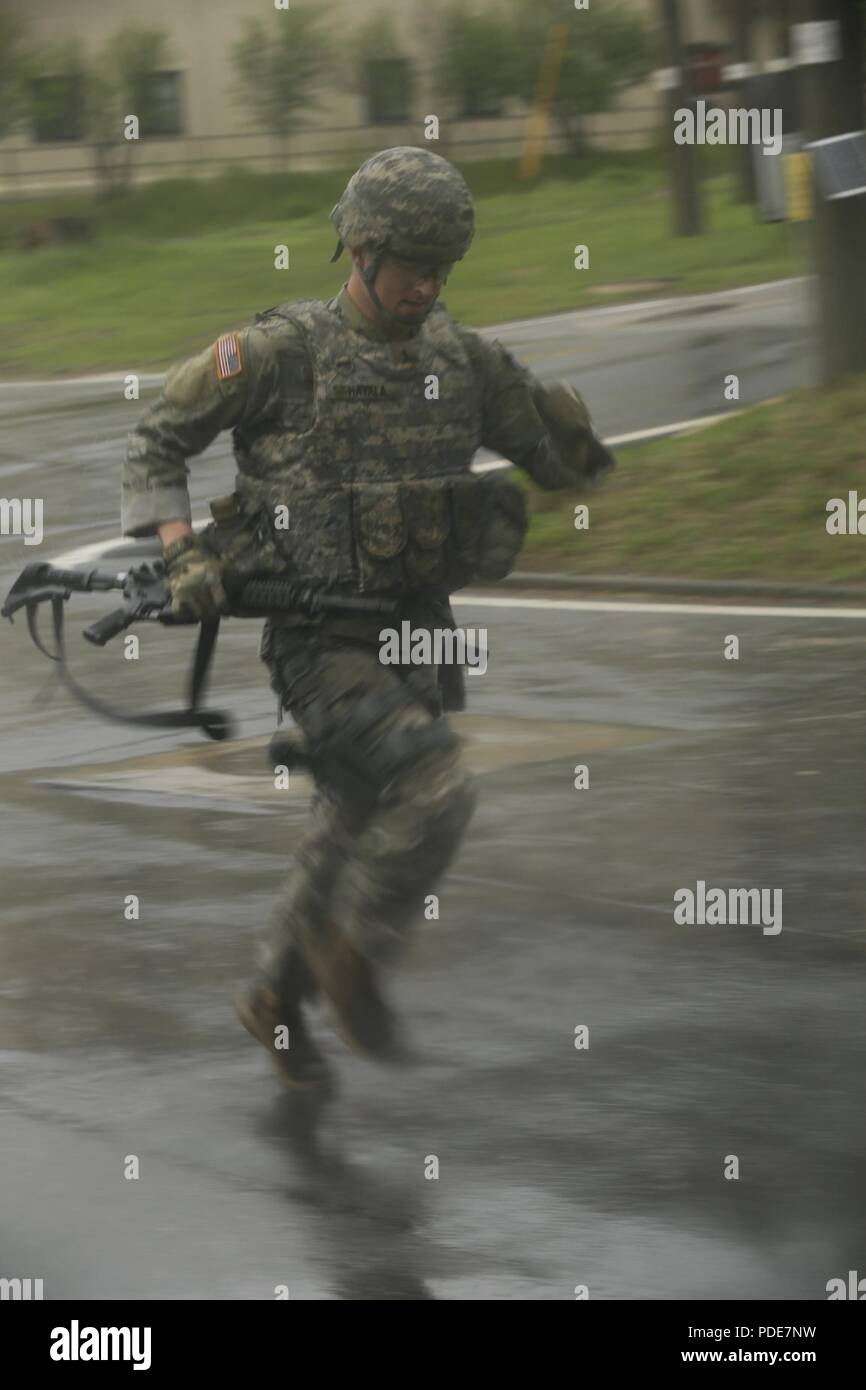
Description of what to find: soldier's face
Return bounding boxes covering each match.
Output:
[361,250,453,321]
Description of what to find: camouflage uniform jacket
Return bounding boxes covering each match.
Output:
[122,284,597,595]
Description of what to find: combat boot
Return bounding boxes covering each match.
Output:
[235,979,332,1091]
[301,924,403,1061]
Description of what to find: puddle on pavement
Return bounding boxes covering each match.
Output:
[27,714,668,809]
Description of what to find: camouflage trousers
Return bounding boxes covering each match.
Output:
[257,619,477,978]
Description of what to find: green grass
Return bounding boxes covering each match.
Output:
[0,150,794,377]
[520,374,866,585]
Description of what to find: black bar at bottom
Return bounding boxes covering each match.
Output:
[4,1300,862,1373]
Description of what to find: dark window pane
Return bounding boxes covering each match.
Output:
[143,71,184,137]
[363,58,412,125]
[31,75,85,143]
[460,90,504,119]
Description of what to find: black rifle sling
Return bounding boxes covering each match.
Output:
[48,599,232,741]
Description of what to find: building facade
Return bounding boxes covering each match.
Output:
[1,0,786,196]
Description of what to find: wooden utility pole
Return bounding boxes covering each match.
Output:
[796,0,866,380]
[731,0,758,204]
[658,0,703,236]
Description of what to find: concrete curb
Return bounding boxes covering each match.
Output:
[497,571,866,603]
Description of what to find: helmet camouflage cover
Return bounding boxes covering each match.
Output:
[330,146,475,265]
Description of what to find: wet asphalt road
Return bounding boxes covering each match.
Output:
[1,280,864,1301]
[1,594,865,1301]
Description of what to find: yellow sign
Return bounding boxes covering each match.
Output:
[785,151,813,222]
[519,23,569,179]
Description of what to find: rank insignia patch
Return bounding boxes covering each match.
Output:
[215,332,243,381]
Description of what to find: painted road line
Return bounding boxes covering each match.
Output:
[452,595,866,621]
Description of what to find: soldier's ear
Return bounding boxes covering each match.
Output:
[349,245,368,272]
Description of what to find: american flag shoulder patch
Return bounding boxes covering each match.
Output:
[214,332,243,381]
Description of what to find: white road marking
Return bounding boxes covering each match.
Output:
[0,372,166,391]
[452,595,866,621]
[472,410,740,473]
[603,412,739,445]
[47,529,866,621]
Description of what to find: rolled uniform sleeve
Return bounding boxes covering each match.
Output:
[121,327,280,537]
[463,331,612,492]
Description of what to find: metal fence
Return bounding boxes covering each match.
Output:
[0,110,664,199]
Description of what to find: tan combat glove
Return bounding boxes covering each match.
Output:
[532,380,616,485]
[163,534,228,620]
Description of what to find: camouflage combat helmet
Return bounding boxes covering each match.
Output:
[329,147,474,325]
[330,146,475,265]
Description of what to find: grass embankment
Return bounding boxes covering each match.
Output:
[0,151,793,377]
[520,375,866,585]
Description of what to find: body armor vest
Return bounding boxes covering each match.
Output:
[220,297,527,594]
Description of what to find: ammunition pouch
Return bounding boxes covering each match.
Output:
[236,472,528,595]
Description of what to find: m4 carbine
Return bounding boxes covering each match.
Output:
[2,559,398,741]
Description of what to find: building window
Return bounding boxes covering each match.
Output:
[363,59,412,125]
[31,75,85,143]
[142,71,184,137]
[460,89,504,119]
[29,70,184,143]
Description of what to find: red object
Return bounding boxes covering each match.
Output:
[684,43,729,96]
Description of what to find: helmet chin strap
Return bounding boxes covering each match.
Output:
[360,245,432,333]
